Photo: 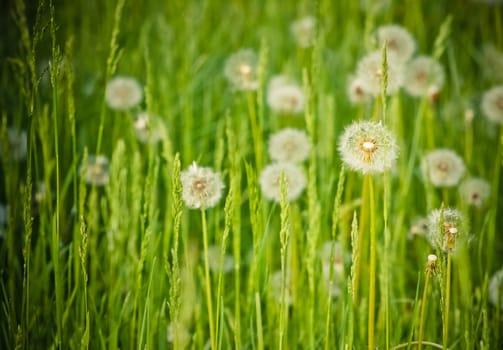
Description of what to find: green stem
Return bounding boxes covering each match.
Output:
[368,176,376,350]
[418,270,431,350]
[201,209,216,350]
[255,292,264,350]
[353,175,369,306]
[247,92,263,170]
[443,253,452,350]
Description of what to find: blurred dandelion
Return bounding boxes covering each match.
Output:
[481,86,503,124]
[319,241,344,298]
[375,24,416,63]
[404,56,445,97]
[203,245,235,273]
[489,268,503,308]
[459,177,491,208]
[269,270,293,306]
[224,49,259,91]
[180,162,224,209]
[268,128,310,163]
[421,149,465,187]
[1,128,27,162]
[105,76,143,111]
[259,162,306,202]
[81,155,110,186]
[356,51,404,96]
[133,111,164,144]
[290,16,316,48]
[347,76,371,104]
[267,75,305,114]
[338,120,399,174]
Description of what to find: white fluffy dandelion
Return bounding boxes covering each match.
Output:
[180,162,224,209]
[224,49,259,91]
[338,120,399,174]
[259,162,306,202]
[81,155,110,186]
[427,208,465,253]
[133,112,164,144]
[404,56,445,97]
[290,16,316,48]
[375,24,416,64]
[481,86,503,124]
[421,149,465,187]
[459,177,491,208]
[105,76,143,110]
[267,76,305,114]
[489,268,503,308]
[268,128,310,163]
[356,51,404,96]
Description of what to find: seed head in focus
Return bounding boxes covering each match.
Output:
[338,120,399,174]
[181,162,224,209]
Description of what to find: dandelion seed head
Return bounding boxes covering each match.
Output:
[290,16,316,48]
[203,245,235,273]
[1,128,27,162]
[133,112,164,144]
[105,76,143,111]
[268,128,310,163]
[421,149,465,187]
[81,155,110,186]
[181,162,224,209]
[224,49,259,91]
[347,76,371,104]
[267,76,305,115]
[459,177,491,208]
[409,217,429,238]
[338,121,399,174]
[481,44,503,82]
[404,56,445,97]
[259,162,306,202]
[376,24,416,63]
[269,270,293,306]
[482,86,503,124]
[427,208,465,253]
[356,51,404,96]
[489,268,503,308]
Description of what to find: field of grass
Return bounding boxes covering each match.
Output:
[1,0,503,349]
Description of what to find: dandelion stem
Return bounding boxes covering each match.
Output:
[353,175,369,306]
[368,175,377,350]
[443,253,452,350]
[418,267,432,350]
[201,209,216,350]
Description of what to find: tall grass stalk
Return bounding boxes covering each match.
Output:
[201,208,216,350]
[278,172,290,350]
[367,175,377,350]
[443,253,452,350]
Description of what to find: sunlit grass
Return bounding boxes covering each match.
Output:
[1,0,503,349]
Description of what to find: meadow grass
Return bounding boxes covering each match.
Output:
[1,0,503,349]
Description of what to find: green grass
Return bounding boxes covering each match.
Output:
[1,0,503,349]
